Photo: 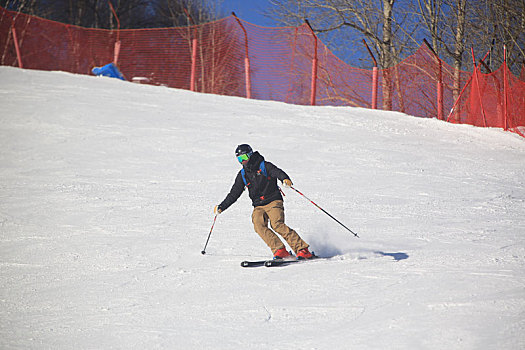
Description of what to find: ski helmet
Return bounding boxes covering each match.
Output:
[235,144,253,156]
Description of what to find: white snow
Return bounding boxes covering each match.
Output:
[1,66,524,349]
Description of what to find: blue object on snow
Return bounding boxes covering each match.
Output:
[91,63,125,80]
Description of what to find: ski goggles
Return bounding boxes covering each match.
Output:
[237,152,252,163]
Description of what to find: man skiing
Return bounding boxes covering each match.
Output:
[214,144,314,260]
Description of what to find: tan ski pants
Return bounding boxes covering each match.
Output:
[251,200,309,254]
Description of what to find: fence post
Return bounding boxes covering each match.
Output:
[437,55,444,120]
[305,19,318,106]
[232,12,252,99]
[190,37,198,92]
[363,39,378,109]
[184,9,198,92]
[503,45,509,130]
[11,24,23,68]
[108,1,121,65]
[437,72,443,119]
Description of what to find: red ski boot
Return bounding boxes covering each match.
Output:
[273,247,291,260]
[296,248,314,260]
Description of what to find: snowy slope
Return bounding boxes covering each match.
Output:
[1,66,524,349]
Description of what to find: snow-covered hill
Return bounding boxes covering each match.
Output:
[1,66,524,349]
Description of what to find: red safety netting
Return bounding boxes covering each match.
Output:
[448,63,525,136]
[1,6,524,137]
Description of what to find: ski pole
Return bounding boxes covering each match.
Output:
[201,214,218,255]
[290,186,359,238]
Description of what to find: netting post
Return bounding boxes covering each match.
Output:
[190,37,198,92]
[363,39,378,109]
[10,24,23,68]
[371,67,378,109]
[437,73,444,120]
[114,41,121,65]
[232,12,252,99]
[108,1,121,65]
[305,20,318,106]
[436,58,444,120]
[503,45,509,130]
[184,8,198,92]
[244,56,252,99]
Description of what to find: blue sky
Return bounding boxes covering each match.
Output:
[219,0,275,27]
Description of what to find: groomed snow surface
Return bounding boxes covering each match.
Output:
[1,66,524,349]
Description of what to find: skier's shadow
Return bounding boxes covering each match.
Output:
[374,251,409,261]
[317,248,409,261]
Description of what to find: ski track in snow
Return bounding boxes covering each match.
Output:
[1,66,524,349]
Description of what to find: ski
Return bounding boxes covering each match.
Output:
[241,255,298,267]
[241,258,294,267]
[241,255,319,268]
[264,259,299,267]
[240,260,269,267]
[265,255,319,267]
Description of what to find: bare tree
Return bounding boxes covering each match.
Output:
[153,0,224,26]
[440,0,468,102]
[267,0,408,69]
[415,0,445,54]
[267,0,413,109]
[0,0,207,29]
[415,0,524,96]
[469,0,525,74]
[0,0,39,15]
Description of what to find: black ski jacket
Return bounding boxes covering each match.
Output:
[218,152,290,211]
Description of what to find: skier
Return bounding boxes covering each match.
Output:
[214,144,314,260]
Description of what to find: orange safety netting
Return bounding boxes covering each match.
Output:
[1,6,524,137]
